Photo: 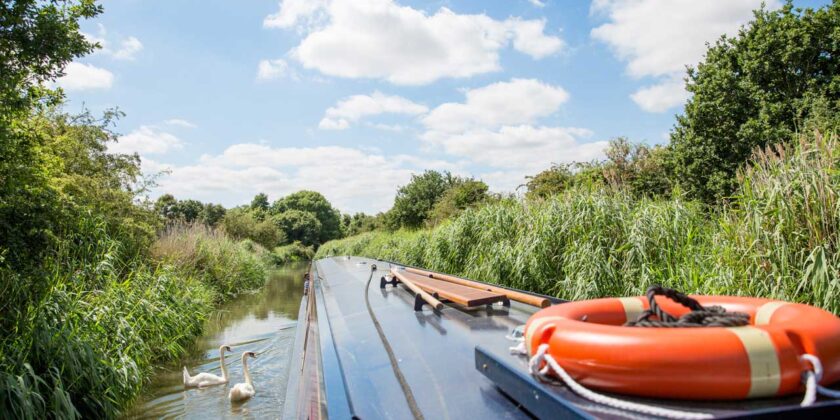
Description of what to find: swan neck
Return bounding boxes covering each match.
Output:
[242,354,253,386]
[219,346,229,380]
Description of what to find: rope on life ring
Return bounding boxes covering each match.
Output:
[625,285,750,328]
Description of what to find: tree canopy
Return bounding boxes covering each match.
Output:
[271,190,342,243]
[670,1,840,202]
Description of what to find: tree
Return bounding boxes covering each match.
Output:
[250,193,269,212]
[670,2,840,203]
[524,164,576,200]
[429,179,489,224]
[601,137,672,197]
[342,212,379,236]
[389,170,457,228]
[271,210,322,246]
[222,207,284,248]
[201,203,226,227]
[1,0,101,270]
[271,191,341,243]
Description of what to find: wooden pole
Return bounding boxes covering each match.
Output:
[390,268,444,311]
[404,267,551,308]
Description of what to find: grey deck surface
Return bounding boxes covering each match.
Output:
[309,256,840,419]
[313,256,536,419]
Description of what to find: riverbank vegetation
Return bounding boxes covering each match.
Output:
[0,2,277,417]
[318,2,840,314]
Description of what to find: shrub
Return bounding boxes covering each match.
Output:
[150,223,268,299]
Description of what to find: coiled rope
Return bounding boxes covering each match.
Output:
[364,264,425,420]
[625,285,750,328]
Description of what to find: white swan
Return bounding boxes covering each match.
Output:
[183,345,232,388]
[229,351,257,402]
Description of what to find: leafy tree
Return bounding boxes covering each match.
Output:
[1,0,102,270]
[342,212,379,236]
[271,210,322,246]
[429,179,489,224]
[389,170,458,229]
[201,203,226,227]
[670,2,840,202]
[222,207,284,248]
[524,164,576,200]
[602,137,672,197]
[155,194,178,219]
[250,193,270,217]
[271,190,341,243]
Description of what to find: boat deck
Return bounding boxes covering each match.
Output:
[283,256,840,419]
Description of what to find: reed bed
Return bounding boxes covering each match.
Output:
[318,132,840,314]
[0,222,269,418]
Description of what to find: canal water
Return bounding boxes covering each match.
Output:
[125,263,307,419]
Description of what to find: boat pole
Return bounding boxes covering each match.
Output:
[404,267,550,308]
[390,268,445,311]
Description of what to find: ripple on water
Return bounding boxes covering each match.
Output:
[125,263,307,419]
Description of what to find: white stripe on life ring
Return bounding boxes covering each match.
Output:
[617,297,645,322]
[727,326,782,398]
[524,316,563,355]
[755,301,788,325]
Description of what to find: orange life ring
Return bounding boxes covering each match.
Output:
[524,295,840,400]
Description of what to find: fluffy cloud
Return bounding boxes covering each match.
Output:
[420,79,606,189]
[591,0,778,112]
[165,119,197,128]
[264,0,564,85]
[110,126,183,155]
[629,78,690,112]
[57,62,114,91]
[319,91,427,130]
[149,144,459,213]
[257,58,290,81]
[422,125,605,174]
[422,78,568,133]
[84,24,143,60]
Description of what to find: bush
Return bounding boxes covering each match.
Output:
[270,242,315,265]
[150,223,268,299]
[0,217,220,418]
[221,208,285,249]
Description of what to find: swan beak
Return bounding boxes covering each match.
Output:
[225,346,232,352]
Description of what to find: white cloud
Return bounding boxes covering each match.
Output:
[419,78,605,188]
[165,119,197,128]
[265,0,565,85]
[528,0,547,7]
[111,36,143,60]
[149,144,460,213]
[422,78,568,133]
[422,125,605,175]
[83,24,143,60]
[257,58,290,81]
[319,91,428,130]
[630,78,690,112]
[591,0,777,112]
[110,126,183,155]
[57,62,114,91]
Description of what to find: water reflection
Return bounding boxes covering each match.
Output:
[125,263,307,419]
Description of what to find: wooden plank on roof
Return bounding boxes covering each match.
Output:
[398,271,507,307]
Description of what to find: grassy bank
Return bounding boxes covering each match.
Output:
[0,222,269,418]
[318,132,840,315]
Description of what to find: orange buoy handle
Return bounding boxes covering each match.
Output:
[524,295,840,400]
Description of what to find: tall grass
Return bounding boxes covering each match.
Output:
[318,132,840,314]
[0,221,269,418]
[151,223,268,299]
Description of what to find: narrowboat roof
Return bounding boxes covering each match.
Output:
[283,256,840,419]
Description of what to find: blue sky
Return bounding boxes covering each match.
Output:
[59,0,829,213]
